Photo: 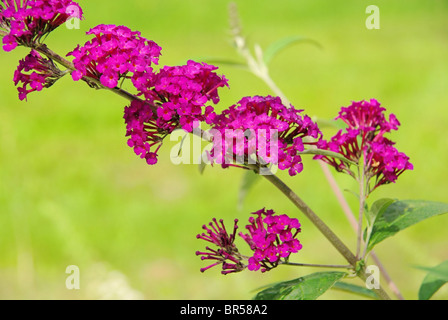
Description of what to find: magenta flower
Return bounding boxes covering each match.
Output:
[196,218,245,275]
[0,0,83,52]
[123,99,162,165]
[68,24,162,89]
[150,60,229,132]
[239,208,302,272]
[208,95,322,176]
[315,99,413,192]
[123,60,228,165]
[196,209,303,274]
[13,49,65,100]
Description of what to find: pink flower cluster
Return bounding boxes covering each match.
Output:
[123,60,228,165]
[239,208,302,272]
[151,60,229,132]
[0,0,83,52]
[209,95,322,176]
[196,209,303,274]
[68,24,162,89]
[316,99,413,191]
[123,100,160,165]
[196,218,245,275]
[13,49,63,100]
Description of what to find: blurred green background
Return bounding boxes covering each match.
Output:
[0,0,447,300]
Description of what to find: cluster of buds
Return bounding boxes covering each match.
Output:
[196,218,246,275]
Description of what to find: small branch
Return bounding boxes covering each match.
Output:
[356,166,366,260]
[281,262,351,269]
[33,44,146,105]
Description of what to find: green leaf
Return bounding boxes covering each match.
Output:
[367,200,448,251]
[196,57,248,69]
[198,150,209,175]
[365,198,396,226]
[332,281,379,300]
[238,170,260,210]
[198,161,207,175]
[263,36,322,66]
[177,133,189,156]
[299,149,357,166]
[253,272,346,300]
[417,260,448,300]
[363,198,396,255]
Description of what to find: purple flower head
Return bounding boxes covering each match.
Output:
[196,218,245,275]
[239,208,302,272]
[13,49,65,100]
[315,99,413,193]
[1,0,83,52]
[67,24,162,89]
[123,60,228,165]
[123,99,163,165]
[150,60,229,133]
[208,95,322,176]
[336,99,400,136]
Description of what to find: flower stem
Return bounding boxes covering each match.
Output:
[318,161,405,300]
[356,164,366,260]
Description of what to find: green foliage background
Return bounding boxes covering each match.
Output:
[0,0,447,299]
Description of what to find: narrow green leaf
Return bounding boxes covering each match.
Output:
[196,57,248,69]
[198,150,209,175]
[367,200,448,251]
[198,161,207,175]
[263,36,322,65]
[299,149,357,166]
[177,134,188,156]
[238,170,260,210]
[417,260,448,300]
[332,281,379,300]
[253,272,346,300]
[344,189,360,201]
